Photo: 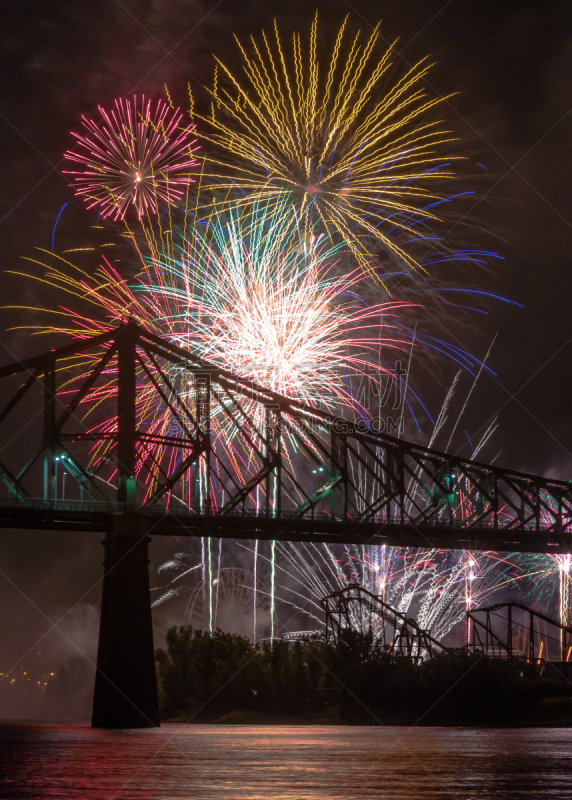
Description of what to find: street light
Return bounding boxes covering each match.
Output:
[54,456,60,500]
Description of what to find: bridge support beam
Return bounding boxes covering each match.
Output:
[92,515,159,728]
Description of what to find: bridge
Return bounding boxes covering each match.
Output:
[0,321,571,727]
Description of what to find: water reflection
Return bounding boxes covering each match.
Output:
[0,724,570,799]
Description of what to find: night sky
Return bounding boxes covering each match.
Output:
[1,0,572,716]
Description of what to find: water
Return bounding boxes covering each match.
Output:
[0,723,571,799]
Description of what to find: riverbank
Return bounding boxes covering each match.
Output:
[157,626,572,728]
[167,707,572,727]
[166,697,572,727]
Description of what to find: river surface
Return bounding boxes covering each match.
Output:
[0,723,571,799]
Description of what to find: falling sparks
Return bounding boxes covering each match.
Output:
[196,14,465,283]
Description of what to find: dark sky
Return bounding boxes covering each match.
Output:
[1,0,572,716]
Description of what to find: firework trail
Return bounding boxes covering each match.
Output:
[222,539,519,645]
[153,373,521,646]
[64,96,199,219]
[233,372,520,644]
[253,539,259,643]
[154,530,522,646]
[515,492,572,655]
[12,198,426,500]
[196,13,478,285]
[133,198,416,414]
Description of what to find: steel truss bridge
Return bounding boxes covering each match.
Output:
[0,321,570,728]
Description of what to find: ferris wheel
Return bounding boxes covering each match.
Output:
[187,567,270,638]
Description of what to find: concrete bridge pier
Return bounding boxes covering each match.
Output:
[92,514,160,728]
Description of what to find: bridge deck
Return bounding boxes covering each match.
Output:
[0,499,569,554]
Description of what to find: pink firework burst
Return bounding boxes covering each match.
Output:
[64,96,199,220]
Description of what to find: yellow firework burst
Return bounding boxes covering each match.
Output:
[194,14,461,283]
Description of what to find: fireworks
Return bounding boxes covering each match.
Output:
[14,199,423,506]
[153,536,522,647]
[161,374,521,644]
[64,96,199,220]
[12,16,553,654]
[133,199,416,412]
[14,198,513,642]
[517,491,572,635]
[16,197,508,644]
[196,14,463,282]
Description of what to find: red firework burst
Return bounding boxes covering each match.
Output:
[64,95,199,220]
